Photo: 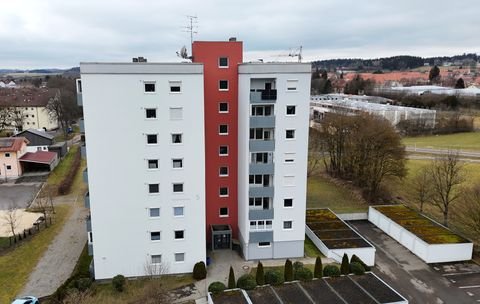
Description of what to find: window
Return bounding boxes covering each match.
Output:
[148,184,160,194]
[170,107,183,120]
[219,146,228,156]
[251,152,269,164]
[173,183,184,193]
[219,57,229,67]
[149,208,160,217]
[147,134,158,144]
[249,174,271,187]
[148,159,158,169]
[6,165,12,170]
[173,206,184,216]
[77,80,82,93]
[284,175,295,186]
[32,122,35,125]
[286,80,298,91]
[219,102,229,113]
[171,133,182,144]
[145,108,157,119]
[249,128,273,140]
[284,153,295,163]
[144,82,156,92]
[250,220,273,230]
[284,199,293,208]
[169,81,182,93]
[175,253,185,262]
[286,105,296,115]
[286,129,295,139]
[32,115,34,118]
[249,197,270,208]
[283,221,293,229]
[151,254,162,264]
[174,230,185,240]
[172,159,183,168]
[219,80,229,91]
[25,115,29,118]
[219,187,229,197]
[5,153,10,157]
[251,105,273,116]
[259,242,271,247]
[219,124,228,135]
[219,166,229,177]
[150,231,161,241]
[219,207,229,217]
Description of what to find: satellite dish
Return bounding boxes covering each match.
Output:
[176,46,190,59]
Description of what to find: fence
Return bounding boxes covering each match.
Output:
[0,216,55,253]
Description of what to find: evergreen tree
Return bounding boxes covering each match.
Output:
[429,65,441,83]
[314,256,323,278]
[284,259,294,282]
[228,266,236,289]
[256,261,265,286]
[455,78,465,89]
[341,254,350,275]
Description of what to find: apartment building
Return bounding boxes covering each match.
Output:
[78,39,311,279]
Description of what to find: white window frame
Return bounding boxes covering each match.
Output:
[173,183,184,193]
[219,187,229,197]
[283,198,293,208]
[146,134,158,145]
[151,254,162,264]
[219,124,229,135]
[219,80,229,91]
[283,220,293,230]
[169,107,183,120]
[219,145,229,156]
[171,133,183,144]
[173,206,185,217]
[219,102,229,113]
[172,158,183,169]
[174,252,185,263]
[284,153,295,163]
[149,207,160,218]
[169,81,182,93]
[286,79,298,92]
[145,108,157,119]
[219,166,229,177]
[150,231,161,241]
[285,129,295,140]
[148,183,160,195]
[147,159,159,170]
[174,230,185,240]
[219,207,229,218]
[258,242,271,248]
[286,105,296,116]
[219,57,229,68]
[284,175,295,187]
[144,81,156,93]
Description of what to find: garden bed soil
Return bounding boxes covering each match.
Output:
[350,273,405,303]
[322,238,372,249]
[247,286,281,304]
[307,221,349,230]
[314,229,360,240]
[272,283,312,304]
[212,290,248,304]
[325,276,377,304]
[300,279,344,304]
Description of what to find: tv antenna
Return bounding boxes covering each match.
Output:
[278,46,303,62]
[183,15,198,46]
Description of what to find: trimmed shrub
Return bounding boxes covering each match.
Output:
[74,278,92,292]
[340,254,350,275]
[293,261,304,272]
[284,259,294,282]
[208,281,226,294]
[314,256,323,278]
[350,254,371,271]
[323,265,341,277]
[237,274,257,290]
[350,262,365,275]
[265,270,284,286]
[112,274,126,292]
[58,148,81,195]
[193,261,207,280]
[294,267,313,281]
[228,266,236,289]
[256,262,265,286]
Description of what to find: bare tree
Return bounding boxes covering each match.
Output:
[429,151,465,226]
[456,184,480,242]
[2,202,21,238]
[135,259,171,303]
[143,258,169,279]
[10,108,25,132]
[0,106,13,133]
[33,194,52,228]
[62,288,92,304]
[307,127,323,177]
[412,166,433,212]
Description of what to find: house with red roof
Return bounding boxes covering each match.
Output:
[0,137,28,179]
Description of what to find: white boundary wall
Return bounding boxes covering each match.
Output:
[369,272,409,304]
[368,206,473,263]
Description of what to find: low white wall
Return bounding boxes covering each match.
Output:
[305,225,330,258]
[337,212,368,221]
[368,206,473,263]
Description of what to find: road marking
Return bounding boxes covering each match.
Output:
[443,271,480,276]
[459,285,480,289]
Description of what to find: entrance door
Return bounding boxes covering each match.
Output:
[214,233,231,250]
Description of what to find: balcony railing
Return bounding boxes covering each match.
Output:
[84,192,90,209]
[249,230,273,243]
[81,144,87,160]
[249,186,274,197]
[77,92,83,106]
[250,90,277,103]
[79,118,85,133]
[249,208,274,220]
[83,168,88,184]
[88,243,93,256]
[250,116,275,128]
[86,215,92,232]
[249,139,275,152]
[249,162,274,175]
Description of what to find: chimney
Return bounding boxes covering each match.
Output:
[229,37,237,42]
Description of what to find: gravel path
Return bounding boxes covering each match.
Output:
[19,196,88,298]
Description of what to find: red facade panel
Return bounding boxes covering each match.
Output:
[192,41,243,243]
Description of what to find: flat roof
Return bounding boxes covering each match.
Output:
[80,62,203,75]
[239,62,311,74]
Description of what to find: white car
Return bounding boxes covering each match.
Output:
[11,296,39,304]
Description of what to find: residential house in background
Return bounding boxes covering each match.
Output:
[0,137,28,179]
[15,129,55,152]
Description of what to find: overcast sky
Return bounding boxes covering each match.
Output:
[1,0,479,69]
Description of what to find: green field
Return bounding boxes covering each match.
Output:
[402,132,480,151]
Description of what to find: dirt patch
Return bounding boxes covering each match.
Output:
[0,209,42,237]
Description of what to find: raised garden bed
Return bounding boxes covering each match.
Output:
[305,208,375,266]
[369,205,473,263]
[324,276,377,304]
[272,283,312,304]
[247,286,281,304]
[211,290,248,304]
[300,279,345,304]
[350,273,406,304]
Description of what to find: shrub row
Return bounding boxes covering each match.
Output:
[58,147,81,195]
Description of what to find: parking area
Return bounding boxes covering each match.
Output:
[0,184,41,209]
[349,220,478,304]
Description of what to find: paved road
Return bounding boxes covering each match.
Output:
[406,146,480,158]
[20,196,88,298]
[0,184,41,209]
[349,221,477,304]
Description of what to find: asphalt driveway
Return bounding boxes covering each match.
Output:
[349,220,477,304]
[0,184,41,209]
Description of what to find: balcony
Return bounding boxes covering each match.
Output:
[249,186,274,197]
[249,139,275,152]
[250,90,277,103]
[249,230,273,243]
[84,192,90,209]
[249,208,274,220]
[79,118,85,133]
[88,243,93,256]
[81,144,87,160]
[250,115,275,128]
[83,168,88,184]
[249,162,274,175]
[77,92,83,106]
[86,215,91,232]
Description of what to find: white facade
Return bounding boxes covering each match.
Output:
[238,63,311,259]
[80,62,206,279]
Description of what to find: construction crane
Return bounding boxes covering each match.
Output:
[278,46,303,62]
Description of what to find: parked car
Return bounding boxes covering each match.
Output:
[11,296,39,304]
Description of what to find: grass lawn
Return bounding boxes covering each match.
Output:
[0,237,10,249]
[304,236,323,258]
[402,132,480,151]
[307,173,368,213]
[0,204,73,303]
[47,145,79,186]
